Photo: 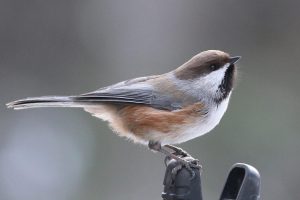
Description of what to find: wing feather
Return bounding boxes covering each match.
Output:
[75,75,177,109]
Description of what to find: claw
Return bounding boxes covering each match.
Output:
[167,157,201,179]
[183,164,196,179]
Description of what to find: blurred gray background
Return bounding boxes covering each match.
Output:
[1,0,300,199]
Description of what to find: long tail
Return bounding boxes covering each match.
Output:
[6,96,95,110]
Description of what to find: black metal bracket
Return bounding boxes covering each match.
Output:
[161,157,260,200]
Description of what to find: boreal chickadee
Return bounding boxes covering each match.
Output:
[7,50,240,162]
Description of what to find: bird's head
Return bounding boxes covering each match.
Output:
[174,50,240,103]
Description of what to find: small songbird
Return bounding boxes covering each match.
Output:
[7,50,240,163]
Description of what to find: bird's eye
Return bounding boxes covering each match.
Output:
[210,65,217,71]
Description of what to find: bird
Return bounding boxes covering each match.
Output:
[7,50,240,165]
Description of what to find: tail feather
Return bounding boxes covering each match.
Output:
[6,96,86,110]
[7,93,151,110]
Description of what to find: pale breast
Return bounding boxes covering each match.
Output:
[160,94,230,145]
[118,102,205,142]
[84,102,206,144]
[84,95,230,145]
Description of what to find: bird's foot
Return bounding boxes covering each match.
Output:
[166,156,201,179]
[164,144,191,157]
[148,141,201,178]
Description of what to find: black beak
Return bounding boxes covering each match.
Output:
[229,56,241,64]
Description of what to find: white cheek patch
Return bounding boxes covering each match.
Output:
[169,63,230,100]
[194,64,229,92]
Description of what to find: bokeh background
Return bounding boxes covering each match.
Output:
[1,0,300,199]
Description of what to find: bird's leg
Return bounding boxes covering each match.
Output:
[164,144,191,157]
[148,141,201,177]
[163,144,200,172]
[148,141,187,163]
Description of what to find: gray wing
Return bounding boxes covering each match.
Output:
[76,76,181,111]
